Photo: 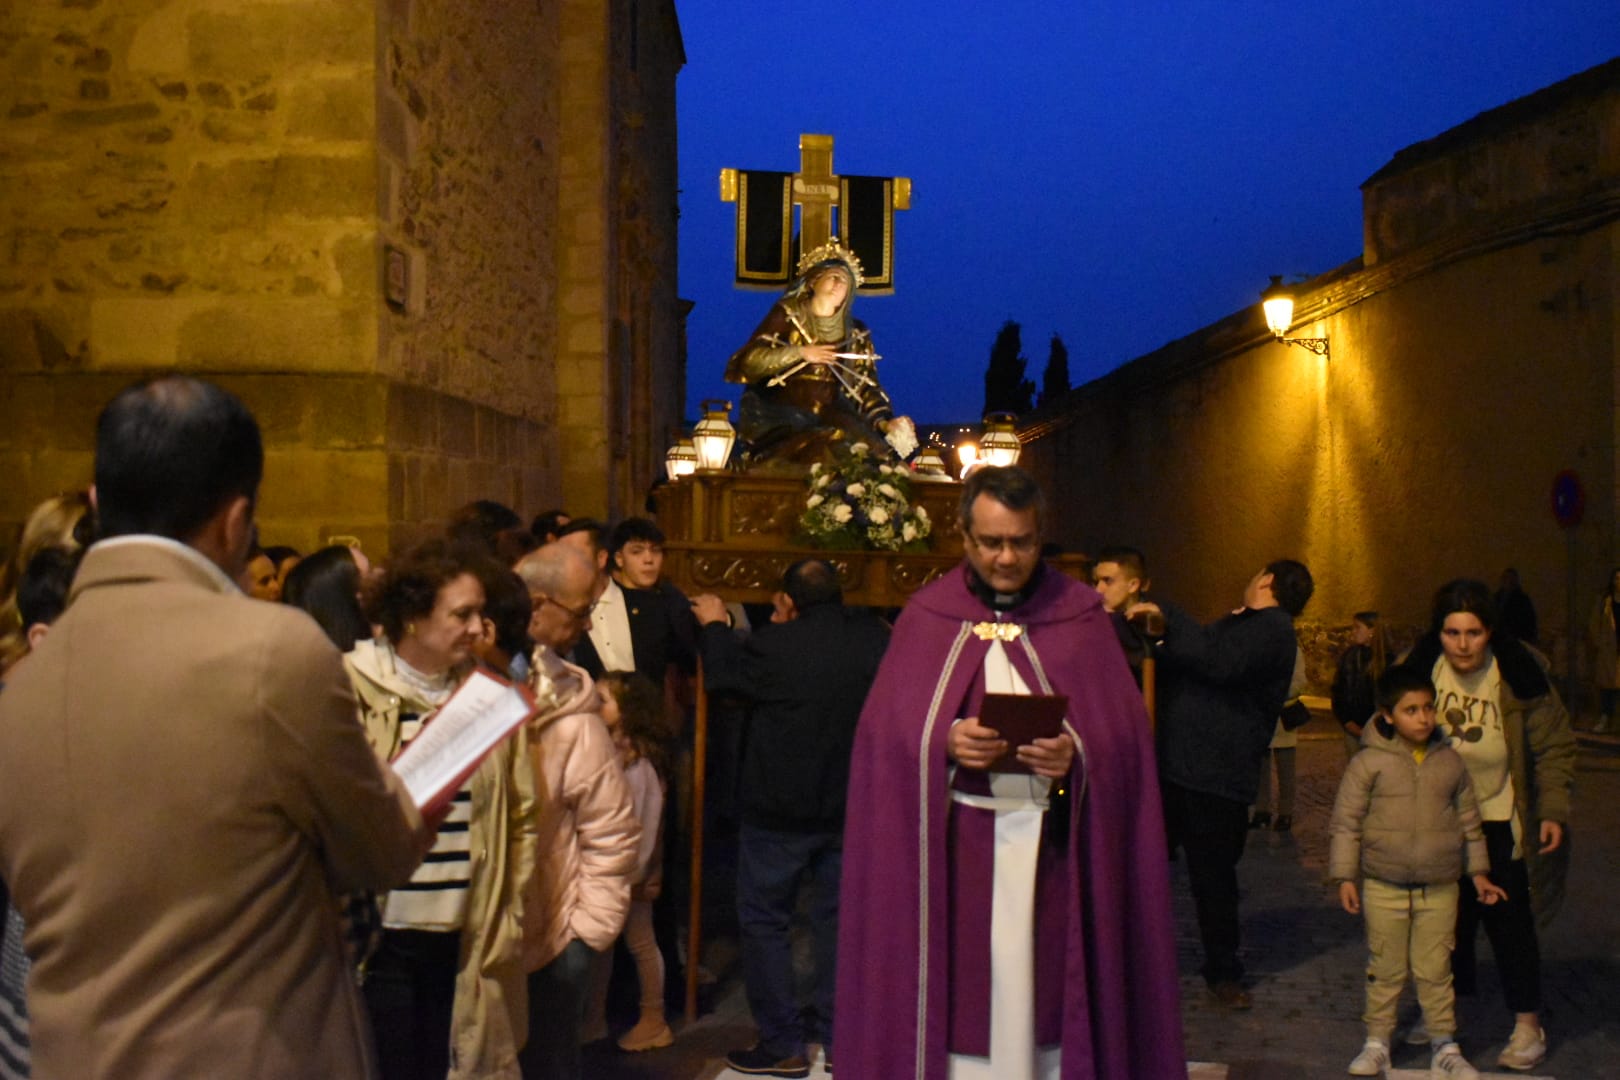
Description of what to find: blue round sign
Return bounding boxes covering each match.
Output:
[1551,469,1584,528]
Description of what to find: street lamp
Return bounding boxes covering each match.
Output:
[979,412,1022,468]
[1260,276,1330,358]
[664,436,698,481]
[956,441,979,480]
[912,443,949,479]
[691,399,737,472]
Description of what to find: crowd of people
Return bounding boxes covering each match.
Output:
[0,374,1592,1080]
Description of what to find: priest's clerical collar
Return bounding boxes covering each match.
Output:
[965,561,1046,613]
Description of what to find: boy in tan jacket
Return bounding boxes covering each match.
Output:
[1329,665,1506,1079]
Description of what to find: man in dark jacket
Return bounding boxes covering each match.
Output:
[1131,558,1313,1010]
[692,559,888,1078]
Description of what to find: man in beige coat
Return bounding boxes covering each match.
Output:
[0,377,430,1079]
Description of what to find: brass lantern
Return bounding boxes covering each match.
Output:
[664,436,698,481]
[691,400,737,472]
[979,412,1022,468]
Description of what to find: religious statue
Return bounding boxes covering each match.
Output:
[725,241,916,469]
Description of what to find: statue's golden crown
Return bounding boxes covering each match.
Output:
[796,239,865,288]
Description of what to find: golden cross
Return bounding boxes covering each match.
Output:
[721,133,911,253]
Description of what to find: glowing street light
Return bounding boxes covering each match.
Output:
[1260,275,1330,358]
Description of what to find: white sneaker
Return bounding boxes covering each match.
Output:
[1496,1025,1547,1071]
[1348,1037,1391,1076]
[1431,1041,1480,1079]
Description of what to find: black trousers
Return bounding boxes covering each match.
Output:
[1455,819,1542,1013]
[1163,781,1249,985]
[362,927,460,1080]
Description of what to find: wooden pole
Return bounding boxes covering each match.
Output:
[684,658,709,1023]
[1141,655,1157,735]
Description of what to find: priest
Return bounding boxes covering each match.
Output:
[835,466,1184,1080]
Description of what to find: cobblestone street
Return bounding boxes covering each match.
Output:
[582,723,1620,1078]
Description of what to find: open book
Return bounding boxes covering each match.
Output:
[390,669,537,812]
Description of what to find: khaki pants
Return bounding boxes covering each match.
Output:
[1362,878,1458,1042]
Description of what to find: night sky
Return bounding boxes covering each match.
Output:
[675,3,1620,424]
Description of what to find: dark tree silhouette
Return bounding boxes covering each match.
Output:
[1039,332,1070,408]
[983,319,1034,416]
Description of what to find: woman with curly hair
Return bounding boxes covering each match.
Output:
[344,539,536,1080]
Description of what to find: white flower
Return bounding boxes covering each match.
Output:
[806,493,824,509]
[869,507,889,524]
[903,521,918,542]
[849,441,869,456]
[832,503,853,523]
[879,464,894,475]
[815,473,831,488]
[809,463,822,474]
[916,505,929,520]
[846,482,866,497]
[877,483,898,498]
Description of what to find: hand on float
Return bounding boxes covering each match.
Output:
[690,593,729,626]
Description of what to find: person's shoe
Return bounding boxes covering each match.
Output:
[1206,980,1252,1010]
[725,1045,811,1078]
[1430,1041,1480,1079]
[1347,1037,1390,1076]
[1495,1025,1547,1071]
[1273,814,1293,833]
[821,1046,833,1074]
[616,1014,674,1052]
[1249,811,1272,830]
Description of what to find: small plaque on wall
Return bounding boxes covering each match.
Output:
[385,245,409,312]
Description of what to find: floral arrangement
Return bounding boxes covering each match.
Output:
[798,441,933,552]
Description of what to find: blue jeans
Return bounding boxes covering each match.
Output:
[520,937,597,1079]
[737,823,843,1058]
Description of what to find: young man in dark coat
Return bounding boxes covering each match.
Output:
[1131,558,1314,1010]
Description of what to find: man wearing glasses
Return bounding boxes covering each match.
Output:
[512,543,638,1079]
[836,466,1185,1080]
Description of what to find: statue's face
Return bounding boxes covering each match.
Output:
[811,269,850,307]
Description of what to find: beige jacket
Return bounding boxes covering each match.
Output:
[0,539,425,1080]
[521,648,640,972]
[1328,724,1489,884]
[346,639,538,1080]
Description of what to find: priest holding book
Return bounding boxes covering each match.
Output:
[836,466,1185,1080]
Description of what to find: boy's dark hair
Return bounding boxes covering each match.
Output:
[18,546,82,629]
[94,376,264,541]
[1094,545,1146,581]
[1376,664,1436,714]
[1353,610,1379,626]
[1265,558,1315,616]
[1429,578,1495,634]
[607,517,666,555]
[958,465,1045,532]
[783,558,842,612]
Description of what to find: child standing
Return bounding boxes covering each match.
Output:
[590,672,676,1053]
[1329,665,1505,1078]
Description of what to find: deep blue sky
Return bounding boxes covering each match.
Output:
[675,4,1620,424]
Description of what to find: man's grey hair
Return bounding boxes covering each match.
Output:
[515,541,593,596]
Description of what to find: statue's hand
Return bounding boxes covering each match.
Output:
[885,415,918,458]
[799,343,838,365]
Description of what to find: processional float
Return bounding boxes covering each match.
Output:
[656,135,1090,1020]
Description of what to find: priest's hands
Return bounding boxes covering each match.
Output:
[947,719,1006,770]
[948,721,1075,778]
[1018,734,1075,778]
[690,593,729,626]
